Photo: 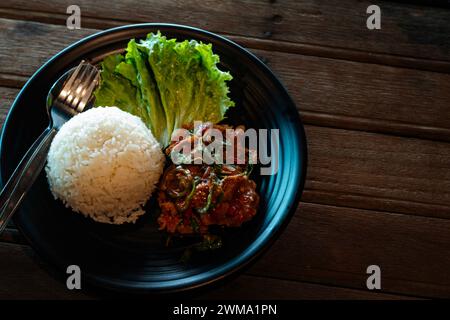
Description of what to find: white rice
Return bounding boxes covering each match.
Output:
[45,106,165,224]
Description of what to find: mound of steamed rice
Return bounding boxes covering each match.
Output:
[45,106,165,224]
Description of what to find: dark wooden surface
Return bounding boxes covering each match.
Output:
[0,0,449,299]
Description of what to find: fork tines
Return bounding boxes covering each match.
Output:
[58,61,99,113]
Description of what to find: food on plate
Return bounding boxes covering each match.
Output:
[158,123,259,234]
[46,31,260,238]
[45,106,165,224]
[94,32,235,147]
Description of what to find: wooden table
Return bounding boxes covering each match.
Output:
[0,0,449,300]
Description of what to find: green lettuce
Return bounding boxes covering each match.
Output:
[94,32,234,147]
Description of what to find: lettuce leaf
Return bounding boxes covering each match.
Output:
[94,32,234,147]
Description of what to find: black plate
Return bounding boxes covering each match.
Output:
[0,24,307,293]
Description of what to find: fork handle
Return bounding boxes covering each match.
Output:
[0,126,57,234]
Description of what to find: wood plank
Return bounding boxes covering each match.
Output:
[0,19,449,142]
[0,0,449,62]
[0,19,95,78]
[247,202,450,298]
[0,86,17,128]
[197,275,416,300]
[259,50,450,141]
[0,242,414,299]
[1,8,449,74]
[0,242,92,299]
[304,125,450,217]
[385,0,450,9]
[0,72,27,88]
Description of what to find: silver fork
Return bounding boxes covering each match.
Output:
[0,61,99,233]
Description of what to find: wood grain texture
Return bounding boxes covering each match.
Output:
[0,19,449,142]
[0,242,414,299]
[199,275,417,300]
[0,86,17,128]
[304,125,450,218]
[248,202,450,298]
[259,50,450,141]
[0,19,94,78]
[1,7,449,74]
[0,0,449,62]
[0,242,92,299]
